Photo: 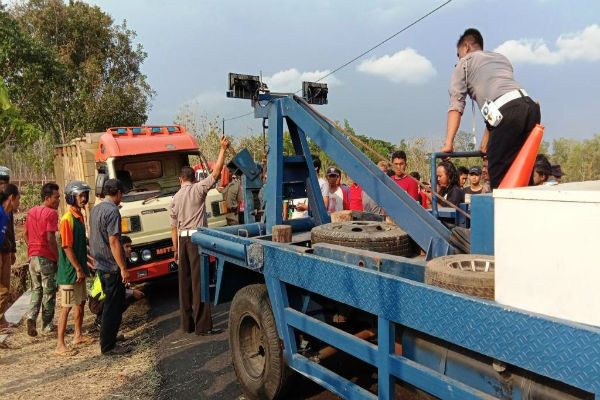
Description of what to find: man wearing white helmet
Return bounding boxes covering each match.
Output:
[55,180,93,356]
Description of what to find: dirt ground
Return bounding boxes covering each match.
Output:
[0,294,159,400]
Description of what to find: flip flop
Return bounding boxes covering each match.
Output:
[72,335,95,346]
[55,349,78,357]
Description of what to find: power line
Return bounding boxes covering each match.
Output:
[302,0,453,89]
[224,0,453,122]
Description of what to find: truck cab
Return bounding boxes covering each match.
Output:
[54,125,228,283]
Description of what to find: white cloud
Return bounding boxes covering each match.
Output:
[494,24,600,65]
[356,48,437,84]
[263,69,341,93]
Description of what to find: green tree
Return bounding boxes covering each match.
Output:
[6,0,154,143]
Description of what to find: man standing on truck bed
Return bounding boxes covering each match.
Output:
[89,179,131,355]
[170,136,229,336]
[441,28,541,188]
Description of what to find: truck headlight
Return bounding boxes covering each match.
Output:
[121,216,141,233]
[141,249,152,261]
[129,251,139,263]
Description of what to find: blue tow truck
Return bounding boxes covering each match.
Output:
[190,74,600,400]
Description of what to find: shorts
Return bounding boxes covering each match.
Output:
[59,281,87,307]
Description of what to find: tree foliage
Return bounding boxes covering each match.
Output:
[3,0,154,144]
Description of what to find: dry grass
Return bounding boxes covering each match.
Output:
[0,294,159,400]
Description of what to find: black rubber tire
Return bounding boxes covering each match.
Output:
[229,284,290,400]
[311,221,412,256]
[425,255,495,300]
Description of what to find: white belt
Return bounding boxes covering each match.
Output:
[179,229,197,237]
[494,89,528,109]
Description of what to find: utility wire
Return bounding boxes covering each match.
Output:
[299,0,453,90]
[224,0,453,123]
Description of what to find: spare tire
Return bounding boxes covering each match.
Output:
[425,255,495,300]
[311,221,412,257]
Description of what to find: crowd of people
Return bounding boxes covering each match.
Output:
[283,150,565,220]
[0,167,142,355]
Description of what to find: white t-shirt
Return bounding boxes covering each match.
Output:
[319,178,329,197]
[290,198,308,219]
[327,187,344,213]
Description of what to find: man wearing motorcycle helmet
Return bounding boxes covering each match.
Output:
[55,180,93,356]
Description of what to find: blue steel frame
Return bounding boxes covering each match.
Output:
[192,228,600,399]
[256,94,454,258]
[192,93,600,399]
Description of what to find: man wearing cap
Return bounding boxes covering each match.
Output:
[551,164,564,183]
[170,136,229,335]
[325,167,349,213]
[441,28,541,189]
[0,167,17,330]
[464,166,484,195]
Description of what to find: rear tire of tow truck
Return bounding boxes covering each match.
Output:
[229,284,290,400]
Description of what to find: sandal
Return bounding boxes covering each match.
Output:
[55,348,78,357]
[72,335,95,346]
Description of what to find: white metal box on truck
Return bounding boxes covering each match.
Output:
[494,181,600,326]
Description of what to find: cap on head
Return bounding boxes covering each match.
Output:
[326,166,341,177]
[551,164,564,177]
[469,166,482,175]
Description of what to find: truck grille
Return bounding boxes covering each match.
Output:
[128,238,174,268]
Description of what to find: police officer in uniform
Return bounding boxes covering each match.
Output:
[441,28,541,189]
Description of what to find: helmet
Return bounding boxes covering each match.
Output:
[65,180,91,206]
[0,166,10,181]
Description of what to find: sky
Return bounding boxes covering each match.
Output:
[81,0,600,147]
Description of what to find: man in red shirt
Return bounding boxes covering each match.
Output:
[24,183,60,336]
[348,177,363,211]
[390,151,418,201]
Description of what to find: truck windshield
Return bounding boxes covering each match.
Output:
[114,152,196,202]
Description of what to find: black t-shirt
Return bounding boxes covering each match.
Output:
[463,186,483,195]
[439,185,465,204]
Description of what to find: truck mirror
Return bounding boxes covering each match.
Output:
[95,172,107,198]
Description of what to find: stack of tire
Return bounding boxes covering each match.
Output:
[311,221,413,257]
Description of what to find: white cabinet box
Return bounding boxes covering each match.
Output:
[494,181,600,326]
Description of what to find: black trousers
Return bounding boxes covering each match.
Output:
[487,96,541,189]
[99,270,126,353]
[178,236,212,334]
